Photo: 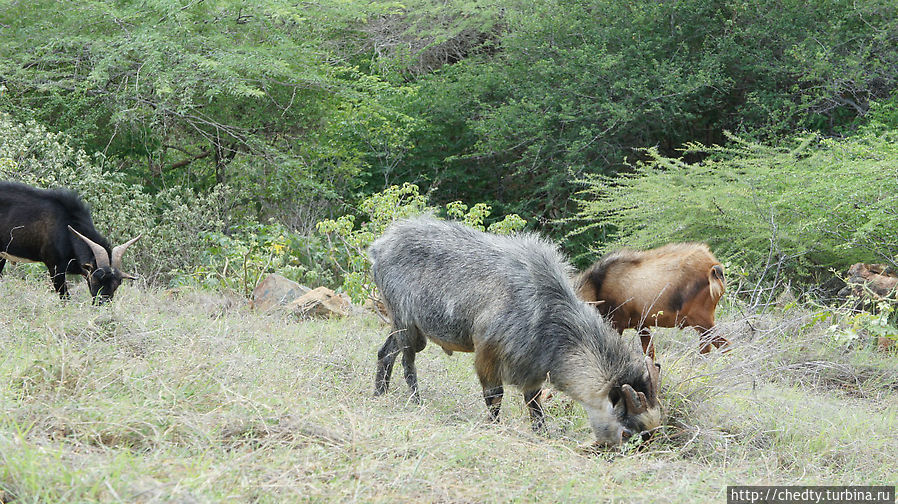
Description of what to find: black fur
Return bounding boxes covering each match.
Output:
[712,264,725,282]
[669,289,685,312]
[584,263,612,318]
[0,181,129,302]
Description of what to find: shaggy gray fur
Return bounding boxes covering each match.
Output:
[369,216,660,443]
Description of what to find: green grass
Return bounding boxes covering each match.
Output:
[0,276,896,503]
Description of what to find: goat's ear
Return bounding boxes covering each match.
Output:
[608,386,621,406]
[81,263,95,274]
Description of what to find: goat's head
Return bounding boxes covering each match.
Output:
[68,226,140,304]
[584,356,662,446]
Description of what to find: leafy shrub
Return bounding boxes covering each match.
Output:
[168,221,335,296]
[860,91,898,135]
[394,0,898,233]
[316,183,526,302]
[570,132,898,287]
[0,113,236,284]
[805,296,898,350]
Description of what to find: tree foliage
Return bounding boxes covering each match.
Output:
[571,131,898,285]
[2,0,898,295]
[389,0,898,232]
[0,0,415,227]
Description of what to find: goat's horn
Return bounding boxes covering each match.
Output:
[68,225,110,269]
[645,356,661,401]
[621,384,646,414]
[111,235,141,271]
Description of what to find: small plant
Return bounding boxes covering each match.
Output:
[810,292,898,350]
[316,183,428,303]
[845,301,898,346]
[169,222,334,296]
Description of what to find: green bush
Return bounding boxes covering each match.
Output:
[392,0,898,233]
[168,221,335,296]
[316,183,526,303]
[860,90,898,135]
[0,113,236,284]
[571,132,898,287]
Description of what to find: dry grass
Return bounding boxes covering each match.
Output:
[0,275,896,503]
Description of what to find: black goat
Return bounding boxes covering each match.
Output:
[0,182,140,303]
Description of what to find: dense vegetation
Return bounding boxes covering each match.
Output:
[572,131,898,279]
[2,0,898,290]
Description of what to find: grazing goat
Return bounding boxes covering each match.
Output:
[369,217,661,445]
[0,182,140,303]
[577,243,727,358]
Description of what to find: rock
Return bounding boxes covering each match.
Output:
[251,274,311,312]
[838,263,898,300]
[364,296,391,323]
[287,286,351,319]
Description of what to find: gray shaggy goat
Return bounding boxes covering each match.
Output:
[369,217,661,445]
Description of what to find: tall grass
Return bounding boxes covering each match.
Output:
[0,275,896,503]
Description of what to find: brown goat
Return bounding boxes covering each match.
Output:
[576,243,727,358]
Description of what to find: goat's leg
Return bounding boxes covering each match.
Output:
[482,385,504,423]
[374,332,401,396]
[710,333,731,352]
[48,264,69,299]
[475,347,503,423]
[698,332,713,354]
[523,389,545,431]
[638,327,656,360]
[696,325,721,354]
[401,325,425,404]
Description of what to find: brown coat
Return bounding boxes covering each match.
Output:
[577,243,728,357]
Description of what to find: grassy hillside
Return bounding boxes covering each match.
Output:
[1,275,896,503]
